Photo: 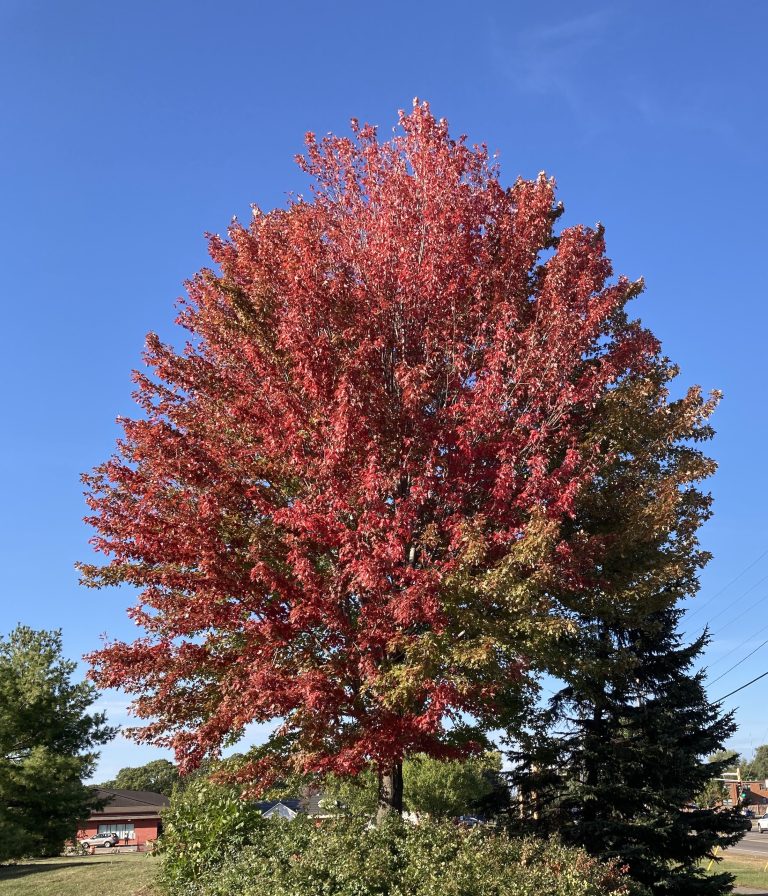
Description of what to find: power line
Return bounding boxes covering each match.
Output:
[705,619,768,672]
[715,670,768,703]
[707,635,768,687]
[686,547,768,621]
[754,722,768,750]
[699,573,768,627]
[707,590,768,639]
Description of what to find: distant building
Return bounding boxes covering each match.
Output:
[78,789,170,849]
[257,798,301,820]
[725,779,768,810]
[256,791,334,820]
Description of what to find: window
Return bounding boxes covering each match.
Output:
[98,823,135,838]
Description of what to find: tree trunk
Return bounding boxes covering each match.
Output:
[376,761,403,823]
[582,624,610,828]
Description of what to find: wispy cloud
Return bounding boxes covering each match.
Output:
[489,7,738,148]
[490,8,615,118]
[489,8,738,151]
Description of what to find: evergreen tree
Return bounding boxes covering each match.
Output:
[509,609,748,896]
[0,626,116,860]
[502,343,746,893]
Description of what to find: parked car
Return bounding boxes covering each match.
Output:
[80,832,120,848]
[757,813,768,834]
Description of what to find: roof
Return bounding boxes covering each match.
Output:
[255,791,342,818]
[89,789,170,819]
[255,798,302,814]
[261,801,298,820]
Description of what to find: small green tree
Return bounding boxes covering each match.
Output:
[321,753,507,820]
[0,626,115,860]
[697,751,740,807]
[403,753,506,819]
[320,766,379,817]
[100,759,180,796]
[697,777,727,809]
[742,745,768,781]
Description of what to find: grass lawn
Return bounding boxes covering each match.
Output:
[706,852,768,890]
[4,850,767,896]
[0,853,159,896]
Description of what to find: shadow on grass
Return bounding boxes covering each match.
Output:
[0,861,95,879]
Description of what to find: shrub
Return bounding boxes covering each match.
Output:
[158,814,649,896]
[157,775,265,890]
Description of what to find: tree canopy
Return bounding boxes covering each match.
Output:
[100,758,180,796]
[741,745,768,782]
[0,626,115,860]
[321,753,507,820]
[81,101,708,817]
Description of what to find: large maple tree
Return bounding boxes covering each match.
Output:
[82,102,666,815]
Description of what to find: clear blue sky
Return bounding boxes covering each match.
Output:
[1,0,766,779]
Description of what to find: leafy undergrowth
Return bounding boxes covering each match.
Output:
[159,815,648,896]
[0,853,158,896]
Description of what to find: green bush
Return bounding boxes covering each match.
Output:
[158,813,649,896]
[157,775,265,889]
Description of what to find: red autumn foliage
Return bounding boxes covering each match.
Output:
[82,101,657,789]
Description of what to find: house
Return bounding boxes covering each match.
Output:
[725,779,768,811]
[256,791,341,821]
[256,798,301,820]
[77,789,170,849]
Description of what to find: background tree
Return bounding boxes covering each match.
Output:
[403,752,506,819]
[509,610,748,896]
[99,758,180,796]
[709,749,741,766]
[321,753,508,820]
[0,626,115,860]
[741,745,768,781]
[83,101,671,819]
[697,750,740,807]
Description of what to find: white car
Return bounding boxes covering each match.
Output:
[80,832,120,848]
[756,813,768,834]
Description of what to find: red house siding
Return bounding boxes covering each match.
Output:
[77,818,161,847]
[134,819,160,845]
[725,780,768,808]
[78,789,169,850]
